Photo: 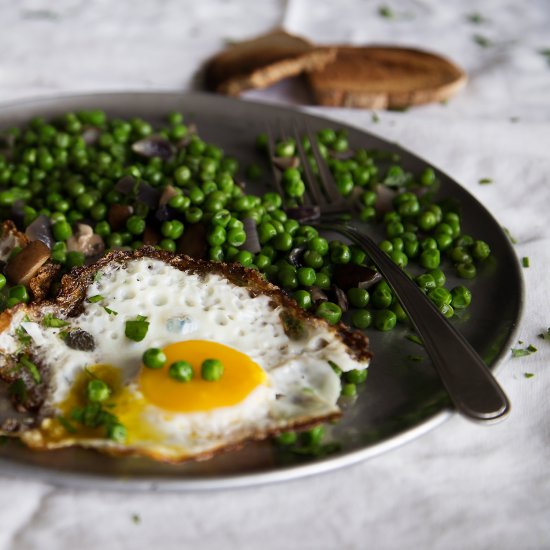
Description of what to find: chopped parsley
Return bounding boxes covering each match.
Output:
[125,315,150,342]
[19,355,41,384]
[473,34,492,48]
[503,227,518,244]
[42,314,69,328]
[511,345,537,358]
[371,112,380,123]
[103,306,118,316]
[132,514,141,525]
[539,49,550,66]
[57,415,77,434]
[407,355,423,362]
[522,257,530,268]
[524,373,535,379]
[538,328,550,341]
[478,177,493,185]
[88,294,104,303]
[378,5,394,18]
[466,13,487,24]
[406,333,424,346]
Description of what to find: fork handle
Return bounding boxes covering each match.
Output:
[326,223,510,422]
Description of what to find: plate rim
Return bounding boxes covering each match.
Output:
[0,90,524,491]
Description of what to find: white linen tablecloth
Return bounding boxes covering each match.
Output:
[0,1,549,548]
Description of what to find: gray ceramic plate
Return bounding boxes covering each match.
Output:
[0,92,523,490]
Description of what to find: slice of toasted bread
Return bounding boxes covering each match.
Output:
[204,29,337,96]
[307,46,466,109]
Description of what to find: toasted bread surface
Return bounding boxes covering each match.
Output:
[205,29,336,96]
[308,46,466,108]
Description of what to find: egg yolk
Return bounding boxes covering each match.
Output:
[139,340,267,413]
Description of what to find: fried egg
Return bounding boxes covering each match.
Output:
[0,249,371,462]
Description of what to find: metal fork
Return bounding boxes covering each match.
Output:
[267,123,510,422]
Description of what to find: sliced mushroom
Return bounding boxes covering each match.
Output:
[333,286,349,312]
[142,225,161,246]
[5,240,51,286]
[66,224,105,257]
[132,135,174,160]
[240,218,261,254]
[310,287,329,306]
[272,156,300,171]
[159,185,180,206]
[333,264,382,291]
[108,204,134,231]
[177,222,208,259]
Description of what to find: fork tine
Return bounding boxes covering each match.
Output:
[306,124,342,204]
[292,125,325,208]
[265,123,285,199]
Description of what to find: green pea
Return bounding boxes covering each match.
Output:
[301,425,325,446]
[472,240,491,261]
[372,283,393,309]
[341,383,357,397]
[0,274,6,290]
[76,192,94,212]
[95,221,111,238]
[420,248,441,269]
[379,240,393,255]
[391,250,408,268]
[322,238,346,262]
[201,358,224,381]
[420,167,436,186]
[314,271,330,289]
[415,273,436,293]
[52,220,72,241]
[273,232,293,252]
[283,219,300,236]
[227,228,246,247]
[160,238,176,252]
[169,361,194,382]
[126,216,146,235]
[185,207,203,224]
[161,220,184,240]
[236,250,253,266]
[255,253,271,271]
[351,309,372,329]
[428,287,452,307]
[391,302,407,322]
[87,380,111,402]
[292,289,312,310]
[261,192,282,211]
[335,173,354,196]
[451,286,472,309]
[374,309,397,331]
[386,221,404,238]
[142,348,167,369]
[418,211,437,231]
[360,190,377,207]
[275,431,297,446]
[8,285,29,303]
[297,267,316,287]
[315,302,342,325]
[347,288,370,308]
[429,268,446,287]
[359,206,376,222]
[345,369,368,384]
[456,262,477,279]
[278,269,298,290]
[436,233,453,251]
[66,251,85,268]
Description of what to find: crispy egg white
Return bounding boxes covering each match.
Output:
[0,254,370,462]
